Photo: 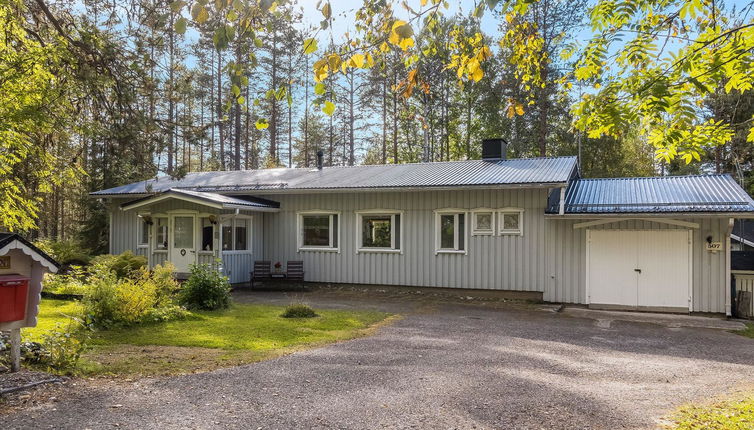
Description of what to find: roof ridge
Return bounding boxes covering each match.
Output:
[172,155,578,175]
[575,174,733,182]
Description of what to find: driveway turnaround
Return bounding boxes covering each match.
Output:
[4,294,754,429]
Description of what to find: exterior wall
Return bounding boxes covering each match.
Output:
[109,198,264,283]
[260,188,550,292]
[544,217,730,313]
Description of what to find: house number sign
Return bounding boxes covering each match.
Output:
[705,242,722,252]
[0,256,9,269]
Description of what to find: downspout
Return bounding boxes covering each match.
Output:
[558,186,566,215]
[725,217,734,317]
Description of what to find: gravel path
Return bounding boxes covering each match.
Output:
[4,294,754,429]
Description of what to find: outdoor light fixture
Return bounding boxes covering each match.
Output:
[208,215,218,225]
[706,235,713,244]
[140,214,153,225]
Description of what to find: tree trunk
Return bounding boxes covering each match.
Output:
[217,50,225,170]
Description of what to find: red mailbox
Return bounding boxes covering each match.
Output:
[0,274,30,322]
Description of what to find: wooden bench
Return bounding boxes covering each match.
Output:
[250,260,305,290]
[250,260,271,288]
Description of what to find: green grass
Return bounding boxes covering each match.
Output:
[22,299,84,342]
[736,323,754,339]
[22,298,392,376]
[667,393,754,429]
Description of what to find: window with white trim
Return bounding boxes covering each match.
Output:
[137,216,150,246]
[357,211,402,252]
[435,210,466,253]
[222,218,250,251]
[498,209,524,235]
[471,210,495,235]
[155,217,168,250]
[298,212,339,251]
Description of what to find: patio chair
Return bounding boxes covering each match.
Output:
[286,260,305,290]
[250,260,272,288]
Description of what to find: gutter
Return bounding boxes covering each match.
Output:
[545,212,754,219]
[726,218,734,317]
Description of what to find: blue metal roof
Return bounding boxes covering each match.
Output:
[91,156,578,196]
[550,174,754,214]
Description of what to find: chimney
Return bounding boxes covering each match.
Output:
[316,150,324,170]
[481,138,508,161]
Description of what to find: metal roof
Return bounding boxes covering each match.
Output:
[0,233,61,269]
[549,174,754,214]
[91,156,578,196]
[120,189,280,210]
[732,219,754,245]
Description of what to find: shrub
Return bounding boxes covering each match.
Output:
[0,321,88,373]
[178,264,231,310]
[83,262,187,328]
[280,303,318,318]
[43,266,88,296]
[89,251,147,279]
[34,238,92,265]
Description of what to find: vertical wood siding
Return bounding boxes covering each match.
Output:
[544,217,729,313]
[261,189,549,292]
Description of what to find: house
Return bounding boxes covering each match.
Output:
[91,139,754,316]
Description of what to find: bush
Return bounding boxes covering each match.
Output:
[43,266,88,296]
[89,251,147,279]
[0,321,88,373]
[280,303,318,318]
[34,238,92,265]
[178,264,231,311]
[83,262,187,328]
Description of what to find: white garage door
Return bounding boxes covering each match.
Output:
[587,230,691,311]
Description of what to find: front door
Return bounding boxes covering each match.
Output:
[170,215,196,273]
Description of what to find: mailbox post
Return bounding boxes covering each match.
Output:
[0,233,60,372]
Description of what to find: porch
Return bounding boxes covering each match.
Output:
[119,188,279,283]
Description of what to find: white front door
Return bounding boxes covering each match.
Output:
[588,229,691,310]
[170,215,196,273]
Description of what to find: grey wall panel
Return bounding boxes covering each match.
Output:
[544,217,729,313]
[261,189,549,292]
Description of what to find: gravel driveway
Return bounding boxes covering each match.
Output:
[4,291,754,429]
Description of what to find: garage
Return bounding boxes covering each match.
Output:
[587,229,692,312]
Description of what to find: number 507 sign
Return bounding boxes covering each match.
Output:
[706,241,722,252]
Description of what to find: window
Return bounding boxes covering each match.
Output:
[471,210,495,235]
[155,217,168,250]
[298,212,339,251]
[222,218,250,251]
[357,211,402,252]
[137,216,150,246]
[498,209,524,235]
[435,210,466,254]
[201,218,214,251]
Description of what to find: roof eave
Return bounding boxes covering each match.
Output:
[545,212,754,218]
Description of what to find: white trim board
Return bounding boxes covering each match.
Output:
[573,218,699,229]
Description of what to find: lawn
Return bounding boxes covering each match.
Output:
[736,323,754,339]
[22,298,392,376]
[666,393,754,429]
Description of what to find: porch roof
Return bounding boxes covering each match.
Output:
[119,189,280,212]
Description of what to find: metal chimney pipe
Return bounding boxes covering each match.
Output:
[316,150,324,170]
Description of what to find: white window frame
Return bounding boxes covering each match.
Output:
[153,216,169,252]
[220,215,253,254]
[297,210,341,253]
[498,208,524,236]
[471,209,495,236]
[434,209,468,255]
[136,213,151,248]
[355,210,403,254]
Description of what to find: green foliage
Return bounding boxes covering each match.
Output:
[82,262,186,328]
[90,251,147,279]
[669,393,754,429]
[280,303,318,319]
[35,238,92,265]
[736,323,754,339]
[177,263,231,311]
[43,266,88,296]
[2,319,89,373]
